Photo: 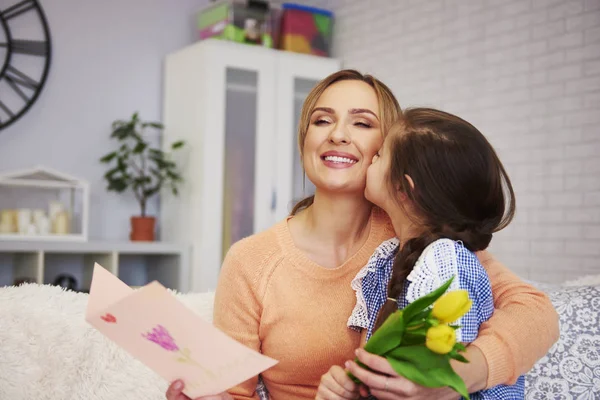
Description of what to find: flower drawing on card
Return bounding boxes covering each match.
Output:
[142,324,215,378]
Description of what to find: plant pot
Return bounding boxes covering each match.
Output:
[130,216,155,241]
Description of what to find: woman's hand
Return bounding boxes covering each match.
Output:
[165,380,233,400]
[346,349,461,400]
[315,365,361,400]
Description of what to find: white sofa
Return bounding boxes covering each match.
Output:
[0,284,214,400]
[1,277,598,399]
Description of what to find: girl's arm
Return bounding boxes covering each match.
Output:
[473,250,560,387]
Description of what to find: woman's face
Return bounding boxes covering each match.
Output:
[303,80,383,196]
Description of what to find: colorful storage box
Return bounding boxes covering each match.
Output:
[196,0,279,48]
[279,3,333,57]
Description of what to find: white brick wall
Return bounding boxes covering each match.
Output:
[308,0,600,283]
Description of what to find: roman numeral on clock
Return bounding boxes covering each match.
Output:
[0,40,49,56]
[1,0,36,20]
[0,65,39,122]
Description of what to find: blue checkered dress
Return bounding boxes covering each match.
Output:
[348,238,525,399]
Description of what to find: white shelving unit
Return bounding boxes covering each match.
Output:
[0,166,90,241]
[161,39,341,292]
[0,241,190,292]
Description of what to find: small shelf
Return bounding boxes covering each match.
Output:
[0,233,86,241]
[0,241,190,292]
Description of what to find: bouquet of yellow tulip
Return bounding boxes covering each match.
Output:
[348,277,473,399]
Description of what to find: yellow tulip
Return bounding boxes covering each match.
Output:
[426,324,456,354]
[432,290,472,324]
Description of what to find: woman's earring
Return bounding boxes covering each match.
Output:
[302,171,306,194]
[404,174,415,190]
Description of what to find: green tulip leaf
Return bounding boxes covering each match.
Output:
[454,343,467,352]
[364,310,406,355]
[402,277,455,322]
[406,309,432,326]
[399,332,427,346]
[387,346,470,399]
[449,352,470,364]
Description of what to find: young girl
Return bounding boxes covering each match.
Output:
[317,108,524,399]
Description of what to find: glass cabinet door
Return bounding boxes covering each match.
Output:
[222,68,259,257]
[273,53,341,222]
[291,78,319,204]
[199,42,276,265]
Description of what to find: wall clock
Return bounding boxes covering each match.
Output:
[0,0,52,131]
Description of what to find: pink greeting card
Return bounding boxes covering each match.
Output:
[85,263,278,398]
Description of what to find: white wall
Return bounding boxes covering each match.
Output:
[0,0,207,240]
[2,0,598,282]
[323,0,600,282]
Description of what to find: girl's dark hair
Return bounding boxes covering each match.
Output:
[373,107,516,330]
[290,69,401,215]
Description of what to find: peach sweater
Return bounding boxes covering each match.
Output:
[213,209,559,400]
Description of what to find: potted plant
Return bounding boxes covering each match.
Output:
[100,112,184,241]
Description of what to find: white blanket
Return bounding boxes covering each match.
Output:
[0,283,215,400]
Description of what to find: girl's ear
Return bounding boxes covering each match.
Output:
[404,174,415,190]
[398,192,409,203]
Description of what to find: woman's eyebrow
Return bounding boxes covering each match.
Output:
[311,107,379,121]
[311,107,335,115]
[349,108,378,120]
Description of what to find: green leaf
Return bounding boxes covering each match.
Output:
[406,309,432,326]
[104,166,122,179]
[133,176,152,185]
[404,324,430,337]
[111,125,132,140]
[133,142,147,154]
[363,310,405,356]
[449,351,469,364]
[100,152,117,163]
[402,277,455,323]
[171,140,184,149]
[142,122,164,129]
[387,345,447,372]
[143,187,160,199]
[454,343,467,352]
[107,179,129,192]
[400,332,427,346]
[112,120,126,130]
[387,346,470,399]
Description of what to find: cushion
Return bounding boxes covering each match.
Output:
[525,284,600,399]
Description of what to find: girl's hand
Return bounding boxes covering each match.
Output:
[346,349,461,400]
[315,365,361,400]
[165,380,233,400]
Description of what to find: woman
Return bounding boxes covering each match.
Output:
[166,70,559,400]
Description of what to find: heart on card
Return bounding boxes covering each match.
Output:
[101,313,117,323]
